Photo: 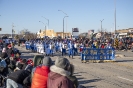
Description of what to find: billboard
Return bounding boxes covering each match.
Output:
[72,28,79,37]
[72,28,79,32]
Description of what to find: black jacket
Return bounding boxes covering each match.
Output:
[23,75,31,87]
[1,52,8,59]
[8,70,31,84]
[8,60,16,71]
[7,48,14,57]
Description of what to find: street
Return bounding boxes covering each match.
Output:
[17,46,133,88]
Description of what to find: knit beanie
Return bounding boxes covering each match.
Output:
[42,57,52,66]
[55,57,70,69]
[17,63,23,70]
[25,64,33,72]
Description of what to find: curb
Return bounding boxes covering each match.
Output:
[81,60,116,63]
[115,54,125,57]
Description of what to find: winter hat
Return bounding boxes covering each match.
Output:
[17,63,23,70]
[22,59,27,64]
[42,57,52,66]
[8,44,12,48]
[25,64,33,72]
[55,57,70,69]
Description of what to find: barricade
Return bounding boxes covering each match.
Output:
[81,48,115,63]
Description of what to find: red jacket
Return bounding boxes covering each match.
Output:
[101,45,104,49]
[31,66,50,88]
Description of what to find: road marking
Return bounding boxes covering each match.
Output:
[118,76,133,82]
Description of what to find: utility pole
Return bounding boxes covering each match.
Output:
[58,10,68,38]
[114,0,117,38]
[100,19,104,32]
[63,16,68,39]
[12,23,14,38]
[45,25,46,36]
[42,16,49,29]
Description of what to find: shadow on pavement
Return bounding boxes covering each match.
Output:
[78,79,102,84]
[86,86,96,88]
[78,72,87,74]
[116,60,133,62]
[77,77,85,80]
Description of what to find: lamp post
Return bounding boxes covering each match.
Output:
[100,19,104,32]
[63,16,68,39]
[42,16,49,29]
[12,23,15,38]
[114,0,117,38]
[39,21,47,36]
[58,10,68,37]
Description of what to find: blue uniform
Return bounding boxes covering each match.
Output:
[68,42,74,58]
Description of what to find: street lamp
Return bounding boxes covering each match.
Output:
[39,21,47,37]
[114,0,117,38]
[58,10,67,15]
[58,10,68,38]
[12,23,15,38]
[100,19,104,32]
[42,16,49,29]
[63,16,69,39]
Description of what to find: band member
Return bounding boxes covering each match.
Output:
[62,42,66,56]
[68,41,74,58]
[74,42,78,55]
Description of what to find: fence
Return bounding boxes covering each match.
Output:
[81,48,115,62]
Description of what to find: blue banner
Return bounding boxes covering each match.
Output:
[81,48,115,61]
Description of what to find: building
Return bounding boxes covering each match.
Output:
[56,32,71,38]
[116,28,133,38]
[38,29,56,38]
[37,29,71,38]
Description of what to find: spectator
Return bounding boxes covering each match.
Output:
[47,57,74,88]
[67,64,79,88]
[31,57,52,88]
[21,59,28,70]
[7,44,14,57]
[6,66,32,88]
[0,48,8,59]
[8,57,17,74]
[14,62,24,72]
[0,58,7,76]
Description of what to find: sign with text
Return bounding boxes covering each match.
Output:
[72,28,79,37]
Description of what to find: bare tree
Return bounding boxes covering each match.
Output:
[18,29,37,40]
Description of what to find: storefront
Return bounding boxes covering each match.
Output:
[119,33,128,38]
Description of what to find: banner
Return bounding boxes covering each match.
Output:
[81,48,115,61]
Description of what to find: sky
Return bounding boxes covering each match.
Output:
[0,0,133,34]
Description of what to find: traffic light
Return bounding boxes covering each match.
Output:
[0,28,2,31]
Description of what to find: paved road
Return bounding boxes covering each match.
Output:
[17,46,133,88]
